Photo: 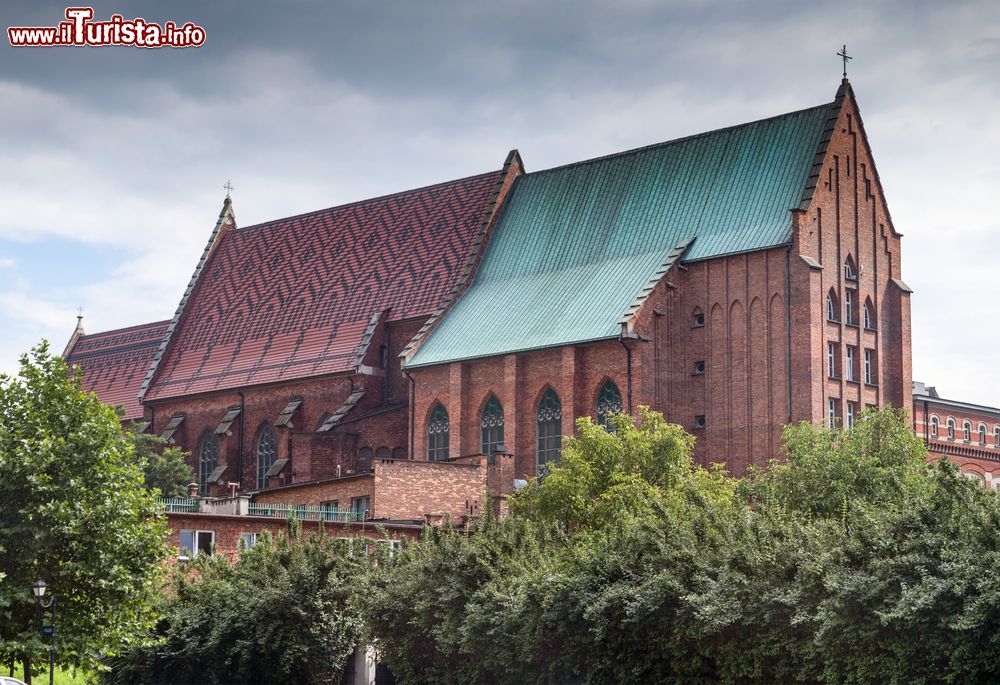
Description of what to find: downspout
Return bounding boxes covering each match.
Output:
[923,400,929,448]
[785,246,793,422]
[618,335,633,414]
[402,366,416,459]
[383,323,391,404]
[237,389,246,489]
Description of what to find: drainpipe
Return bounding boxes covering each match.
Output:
[923,400,929,448]
[618,335,633,414]
[784,246,793,422]
[237,389,246,488]
[402,366,416,459]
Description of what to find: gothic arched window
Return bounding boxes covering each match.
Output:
[596,379,623,429]
[256,423,277,489]
[536,388,562,472]
[844,255,858,281]
[198,430,219,495]
[826,289,840,322]
[427,402,450,462]
[480,394,505,454]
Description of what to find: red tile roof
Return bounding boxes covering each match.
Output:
[66,320,170,420]
[144,170,505,400]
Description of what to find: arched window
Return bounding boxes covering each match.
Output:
[427,402,450,462]
[979,423,988,445]
[844,255,858,281]
[256,423,276,489]
[376,447,391,459]
[863,297,876,330]
[929,416,939,438]
[947,418,956,440]
[963,421,972,442]
[358,447,373,472]
[198,430,219,495]
[692,307,705,328]
[826,289,840,322]
[596,379,623,428]
[995,426,1000,447]
[963,471,985,486]
[536,388,562,471]
[480,394,504,454]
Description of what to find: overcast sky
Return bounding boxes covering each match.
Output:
[0,0,997,406]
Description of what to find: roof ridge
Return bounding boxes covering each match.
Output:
[235,168,503,235]
[76,319,171,340]
[526,102,834,179]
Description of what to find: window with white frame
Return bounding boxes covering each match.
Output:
[863,297,876,330]
[179,529,214,559]
[827,290,839,322]
[827,342,838,378]
[979,424,988,445]
[963,421,972,442]
[845,289,857,325]
[864,349,876,385]
[947,418,956,440]
[845,346,857,382]
[828,398,838,429]
[930,416,939,438]
[844,256,858,281]
[846,402,856,428]
[995,426,1000,447]
[239,532,258,551]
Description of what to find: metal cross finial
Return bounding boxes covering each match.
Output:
[76,306,83,321]
[837,45,852,79]
[223,180,234,198]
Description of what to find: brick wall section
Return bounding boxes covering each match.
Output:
[165,512,420,561]
[913,396,1000,485]
[253,474,375,510]
[372,457,487,520]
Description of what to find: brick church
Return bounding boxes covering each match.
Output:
[64,78,916,554]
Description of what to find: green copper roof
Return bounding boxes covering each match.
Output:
[408,102,834,368]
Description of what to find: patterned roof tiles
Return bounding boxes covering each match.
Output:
[65,320,170,420]
[144,169,505,400]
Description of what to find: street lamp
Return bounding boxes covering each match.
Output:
[31,579,56,685]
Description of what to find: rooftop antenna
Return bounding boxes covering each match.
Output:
[837,44,853,79]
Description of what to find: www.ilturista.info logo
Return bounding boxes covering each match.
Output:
[8,7,206,48]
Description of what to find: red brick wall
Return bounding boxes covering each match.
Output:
[372,457,487,520]
[165,512,419,561]
[913,398,1000,482]
[252,474,375,510]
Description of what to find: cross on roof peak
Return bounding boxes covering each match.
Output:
[837,45,853,79]
[223,179,234,198]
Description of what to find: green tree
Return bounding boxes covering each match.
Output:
[126,430,194,498]
[105,520,369,685]
[0,343,168,682]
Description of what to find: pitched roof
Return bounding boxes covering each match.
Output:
[65,320,170,420]
[407,100,836,368]
[144,169,506,400]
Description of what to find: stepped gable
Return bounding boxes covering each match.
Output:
[144,169,505,400]
[65,320,170,420]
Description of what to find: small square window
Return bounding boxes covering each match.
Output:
[694,415,706,429]
[693,361,705,375]
[692,312,705,328]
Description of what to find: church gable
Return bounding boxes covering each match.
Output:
[142,169,508,401]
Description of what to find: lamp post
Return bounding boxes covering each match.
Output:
[31,579,56,685]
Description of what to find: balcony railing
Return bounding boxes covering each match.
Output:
[157,497,200,513]
[247,503,365,522]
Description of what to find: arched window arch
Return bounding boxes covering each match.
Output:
[947,418,956,440]
[995,426,1000,447]
[963,420,972,442]
[962,470,985,486]
[375,447,391,459]
[480,394,504,454]
[929,415,939,438]
[358,447,373,472]
[844,255,858,281]
[979,423,988,445]
[596,379,623,429]
[826,289,840,322]
[427,402,450,462]
[536,388,563,472]
[255,423,277,489]
[863,296,876,330]
[198,430,219,495]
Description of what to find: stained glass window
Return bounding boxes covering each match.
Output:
[481,394,504,454]
[596,380,623,429]
[256,423,276,489]
[427,402,450,461]
[537,388,562,472]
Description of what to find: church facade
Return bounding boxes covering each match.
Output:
[65,79,917,540]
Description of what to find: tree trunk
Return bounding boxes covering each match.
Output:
[21,655,31,685]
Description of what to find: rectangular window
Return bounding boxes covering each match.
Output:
[846,402,856,428]
[864,349,876,384]
[351,496,370,519]
[828,399,838,429]
[827,343,838,378]
[845,289,857,325]
[179,529,214,559]
[321,500,344,522]
[239,532,258,551]
[845,346,856,381]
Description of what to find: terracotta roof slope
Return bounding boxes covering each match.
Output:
[144,169,505,400]
[65,320,170,420]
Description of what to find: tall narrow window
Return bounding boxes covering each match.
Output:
[827,342,837,378]
[947,418,956,440]
[596,380,623,428]
[427,402,450,462]
[828,399,838,429]
[930,416,939,438]
[845,346,856,381]
[536,388,563,472]
[864,349,875,384]
[198,430,219,496]
[846,402,856,428]
[827,289,840,322]
[979,424,987,445]
[995,426,1000,447]
[863,297,876,330]
[844,256,858,281]
[480,394,504,454]
[256,423,276,490]
[845,289,857,325]
[963,421,972,442]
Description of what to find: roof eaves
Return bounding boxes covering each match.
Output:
[405,333,622,370]
[618,237,695,333]
[139,197,237,403]
[401,149,524,365]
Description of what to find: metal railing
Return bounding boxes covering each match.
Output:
[247,503,364,522]
[157,497,200,513]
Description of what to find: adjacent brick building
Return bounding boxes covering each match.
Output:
[913,382,1000,487]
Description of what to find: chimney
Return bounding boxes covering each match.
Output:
[186,482,199,498]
